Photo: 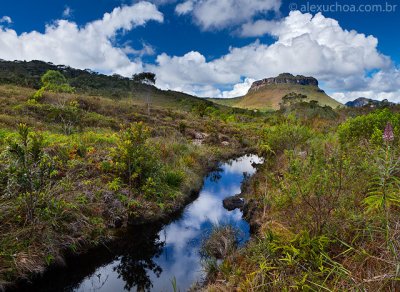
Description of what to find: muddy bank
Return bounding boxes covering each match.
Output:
[240,160,266,234]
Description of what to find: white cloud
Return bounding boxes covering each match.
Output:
[175,1,194,15]
[122,41,155,56]
[0,16,12,24]
[150,11,395,100]
[0,1,163,76]
[239,19,279,37]
[221,78,255,98]
[1,3,398,102]
[175,0,281,30]
[332,68,400,103]
[62,6,72,18]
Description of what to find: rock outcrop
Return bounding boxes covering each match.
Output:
[345,97,395,108]
[249,73,319,93]
[223,195,245,211]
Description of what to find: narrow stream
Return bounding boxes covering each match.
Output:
[20,154,262,292]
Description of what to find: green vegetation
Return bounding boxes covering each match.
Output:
[1,63,400,291]
[0,67,265,288]
[205,109,400,291]
[32,70,75,101]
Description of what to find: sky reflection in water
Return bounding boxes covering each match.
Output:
[76,154,262,292]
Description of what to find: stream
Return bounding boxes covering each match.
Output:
[20,154,262,292]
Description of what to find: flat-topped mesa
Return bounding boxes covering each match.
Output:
[249,73,319,92]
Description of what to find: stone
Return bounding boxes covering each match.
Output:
[223,195,244,211]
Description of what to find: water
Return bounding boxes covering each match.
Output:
[21,154,262,292]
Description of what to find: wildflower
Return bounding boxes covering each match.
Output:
[383,122,394,142]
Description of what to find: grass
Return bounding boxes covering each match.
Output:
[2,78,400,291]
[203,109,400,291]
[0,82,265,288]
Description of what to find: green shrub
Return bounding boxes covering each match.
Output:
[164,170,184,188]
[0,124,56,223]
[338,109,400,145]
[111,122,159,190]
[31,70,75,102]
[259,122,313,155]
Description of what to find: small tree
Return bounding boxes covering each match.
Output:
[111,122,159,192]
[132,72,156,115]
[0,124,56,223]
[132,72,156,85]
[32,70,75,101]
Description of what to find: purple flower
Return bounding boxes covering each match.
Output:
[383,122,394,142]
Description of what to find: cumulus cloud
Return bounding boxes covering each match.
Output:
[1,3,398,102]
[150,11,393,99]
[0,16,12,24]
[239,19,279,37]
[221,78,255,98]
[0,1,163,76]
[332,68,400,103]
[175,0,281,30]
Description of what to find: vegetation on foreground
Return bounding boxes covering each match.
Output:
[0,69,262,289]
[1,62,400,291]
[204,108,400,291]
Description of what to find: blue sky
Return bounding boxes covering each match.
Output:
[0,0,399,102]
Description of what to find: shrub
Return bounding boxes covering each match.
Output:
[110,123,184,203]
[111,122,159,190]
[338,109,400,145]
[164,170,184,188]
[31,70,75,101]
[259,122,313,155]
[0,124,56,223]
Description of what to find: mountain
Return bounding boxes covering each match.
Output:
[210,73,342,110]
[345,97,395,108]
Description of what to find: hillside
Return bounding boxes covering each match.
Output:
[0,60,212,110]
[0,68,266,289]
[211,73,342,110]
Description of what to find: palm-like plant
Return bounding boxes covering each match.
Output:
[364,122,400,238]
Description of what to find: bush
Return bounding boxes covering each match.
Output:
[111,122,159,190]
[338,109,400,145]
[31,70,75,101]
[164,170,184,188]
[259,122,313,155]
[0,124,56,223]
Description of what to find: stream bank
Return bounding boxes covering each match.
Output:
[6,152,261,292]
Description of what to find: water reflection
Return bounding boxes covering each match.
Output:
[17,155,262,292]
[114,228,165,291]
[79,154,262,292]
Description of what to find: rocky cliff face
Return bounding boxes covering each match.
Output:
[249,73,319,92]
[345,97,395,108]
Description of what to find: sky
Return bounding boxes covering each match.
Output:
[0,0,399,103]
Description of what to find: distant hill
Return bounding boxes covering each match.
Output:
[210,73,342,110]
[345,97,395,108]
[0,59,214,110]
